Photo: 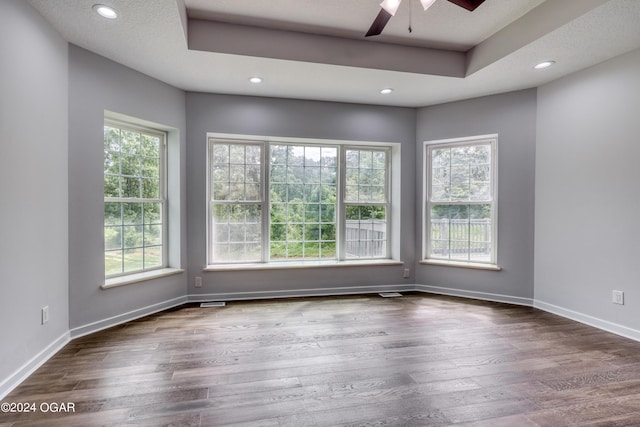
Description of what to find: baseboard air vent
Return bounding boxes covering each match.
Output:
[200,301,226,307]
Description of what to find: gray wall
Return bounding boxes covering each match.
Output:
[0,0,69,392]
[535,48,640,330]
[186,93,416,296]
[68,46,187,330]
[415,90,537,300]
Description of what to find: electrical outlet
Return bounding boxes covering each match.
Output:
[195,276,202,288]
[403,268,410,278]
[612,290,624,305]
[41,306,49,325]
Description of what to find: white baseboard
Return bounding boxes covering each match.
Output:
[417,287,640,342]
[0,332,70,400]
[187,284,417,303]
[416,284,534,307]
[534,299,640,342]
[69,286,413,341]
[5,285,640,401]
[69,295,188,339]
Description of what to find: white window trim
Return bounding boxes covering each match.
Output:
[203,259,403,272]
[102,267,185,289]
[103,118,169,279]
[206,132,399,269]
[422,134,499,268]
[419,259,501,271]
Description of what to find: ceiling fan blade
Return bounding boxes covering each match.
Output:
[365,8,394,37]
[445,0,486,11]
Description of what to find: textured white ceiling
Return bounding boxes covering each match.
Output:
[27,0,640,107]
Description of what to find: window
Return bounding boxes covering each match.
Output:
[344,148,389,259]
[424,136,497,266]
[209,142,263,263]
[104,121,166,277]
[208,138,391,265]
[269,144,338,260]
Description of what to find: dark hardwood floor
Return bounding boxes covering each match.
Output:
[2,293,640,426]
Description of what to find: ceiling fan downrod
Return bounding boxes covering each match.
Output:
[365,0,486,37]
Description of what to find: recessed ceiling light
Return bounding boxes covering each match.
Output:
[249,77,263,84]
[534,61,555,70]
[380,88,393,95]
[93,4,118,19]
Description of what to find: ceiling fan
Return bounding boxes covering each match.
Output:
[365,0,487,37]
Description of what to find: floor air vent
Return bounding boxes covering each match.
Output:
[200,301,226,307]
[378,292,402,298]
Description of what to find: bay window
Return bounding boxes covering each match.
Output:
[208,137,392,265]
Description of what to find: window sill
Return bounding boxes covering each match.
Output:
[420,259,502,271]
[204,259,404,272]
[102,268,185,289]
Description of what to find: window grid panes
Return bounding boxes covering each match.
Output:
[345,149,389,259]
[426,139,496,264]
[269,144,338,260]
[207,139,392,264]
[210,142,263,263]
[104,122,166,277]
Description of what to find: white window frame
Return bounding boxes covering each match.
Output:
[341,146,392,260]
[208,139,266,263]
[266,141,341,262]
[422,134,499,269]
[103,119,168,278]
[206,134,397,268]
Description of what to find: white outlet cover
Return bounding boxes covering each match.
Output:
[41,306,49,324]
[612,290,624,305]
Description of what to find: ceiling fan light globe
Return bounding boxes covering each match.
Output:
[420,0,437,11]
[380,0,402,16]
